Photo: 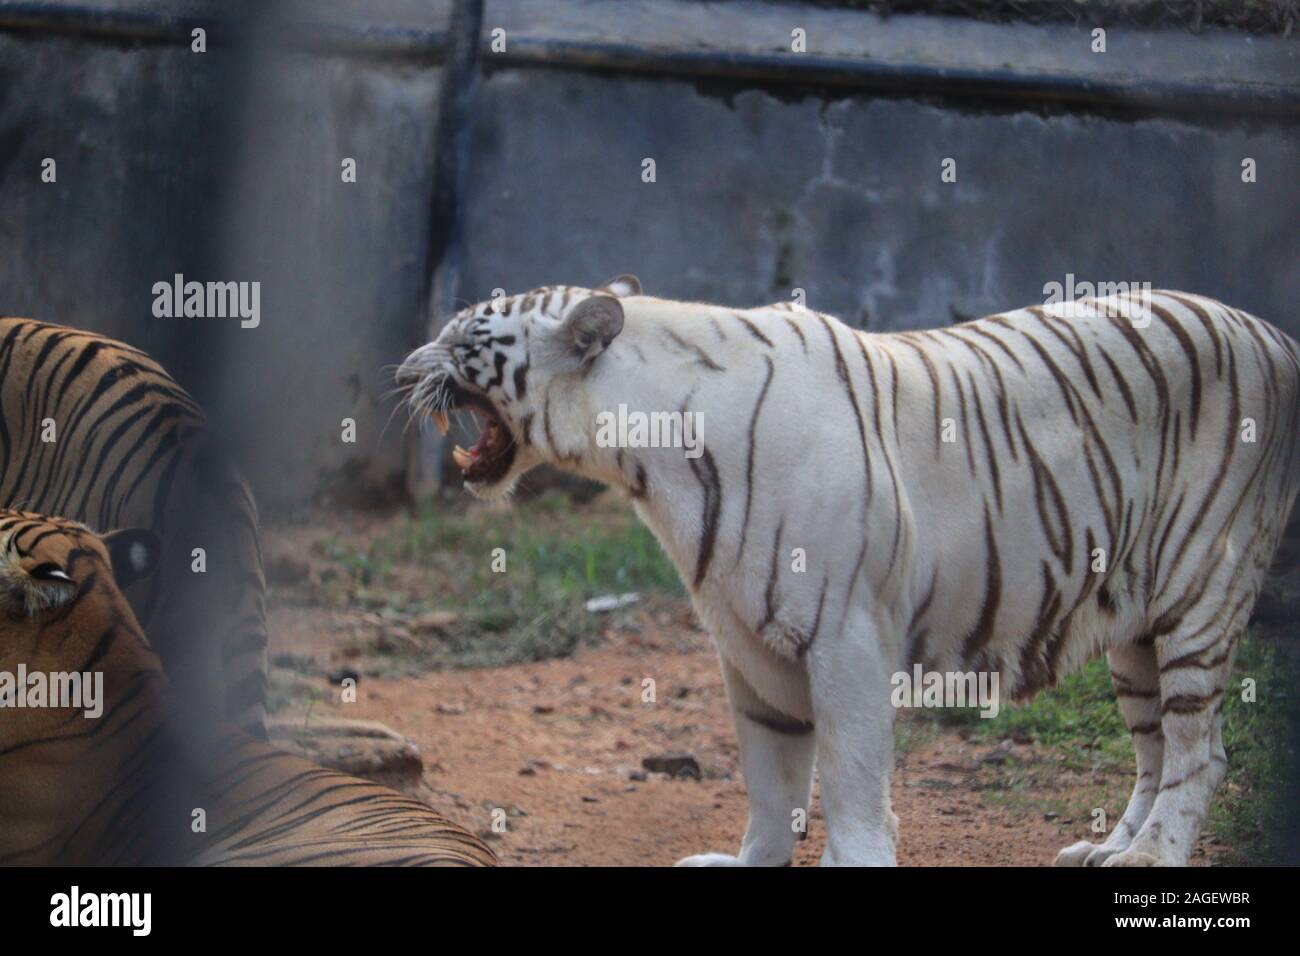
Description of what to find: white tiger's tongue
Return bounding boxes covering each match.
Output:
[452,419,499,471]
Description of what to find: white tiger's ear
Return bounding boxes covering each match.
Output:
[596,274,642,298]
[562,294,625,365]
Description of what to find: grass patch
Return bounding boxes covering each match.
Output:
[1208,636,1298,865]
[385,492,683,598]
[314,492,684,670]
[924,657,1133,772]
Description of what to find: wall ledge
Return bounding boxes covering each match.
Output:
[2,0,1296,113]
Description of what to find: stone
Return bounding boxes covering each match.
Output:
[642,753,701,780]
[268,716,424,794]
[326,666,359,685]
[411,610,461,635]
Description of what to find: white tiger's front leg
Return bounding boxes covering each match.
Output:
[675,656,815,867]
[805,607,899,866]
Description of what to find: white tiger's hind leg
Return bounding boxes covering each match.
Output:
[1103,624,1237,868]
[1054,641,1163,866]
[675,657,815,867]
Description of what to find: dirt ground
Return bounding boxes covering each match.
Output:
[264,549,1218,866]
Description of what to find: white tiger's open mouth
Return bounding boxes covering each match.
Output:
[427,381,517,486]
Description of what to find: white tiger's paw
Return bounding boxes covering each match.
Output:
[1055,839,1129,867]
[1101,849,1165,868]
[1083,845,1124,867]
[1053,841,1097,867]
[674,852,747,867]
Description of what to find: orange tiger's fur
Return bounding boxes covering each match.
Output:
[0,508,494,867]
[0,317,268,735]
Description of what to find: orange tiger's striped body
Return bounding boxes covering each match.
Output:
[0,508,495,867]
[0,317,268,735]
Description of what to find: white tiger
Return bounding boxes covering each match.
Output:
[397,276,1300,866]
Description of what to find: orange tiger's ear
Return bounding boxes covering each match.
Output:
[596,274,642,298]
[102,528,161,589]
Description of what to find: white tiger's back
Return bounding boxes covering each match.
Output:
[874,291,1300,696]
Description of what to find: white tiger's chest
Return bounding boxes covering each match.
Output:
[633,497,815,719]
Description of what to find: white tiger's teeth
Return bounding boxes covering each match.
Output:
[452,445,475,470]
[432,410,450,436]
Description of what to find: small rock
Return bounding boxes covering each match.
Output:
[628,770,647,782]
[642,753,701,780]
[518,766,537,776]
[581,795,599,803]
[1044,811,1059,821]
[980,741,1015,765]
[326,667,359,686]
[434,703,466,715]
[411,610,460,635]
[584,592,640,614]
[532,704,555,715]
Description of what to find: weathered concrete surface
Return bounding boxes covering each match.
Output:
[482,0,1300,110]
[203,50,442,512]
[0,27,442,512]
[0,33,228,357]
[460,68,1300,338]
[3,1,1298,511]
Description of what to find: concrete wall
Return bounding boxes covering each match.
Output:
[1,0,1297,510]
[461,68,1300,333]
[0,1,447,512]
[208,50,442,509]
[0,30,229,366]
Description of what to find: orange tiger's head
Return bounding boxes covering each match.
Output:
[0,508,157,651]
[0,509,167,863]
[0,507,162,726]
